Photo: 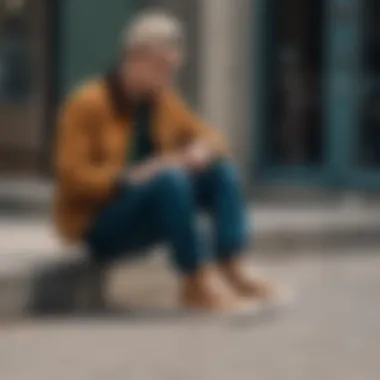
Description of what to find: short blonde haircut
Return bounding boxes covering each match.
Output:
[123,10,184,51]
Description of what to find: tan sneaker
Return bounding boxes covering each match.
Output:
[220,258,293,306]
[180,266,260,315]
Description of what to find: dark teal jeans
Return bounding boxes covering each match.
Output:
[85,161,247,274]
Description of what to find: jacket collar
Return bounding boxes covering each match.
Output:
[104,68,156,118]
[104,69,133,117]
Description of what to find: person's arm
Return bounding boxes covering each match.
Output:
[54,91,120,201]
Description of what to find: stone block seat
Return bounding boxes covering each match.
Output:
[29,257,109,315]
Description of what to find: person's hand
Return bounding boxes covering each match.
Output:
[181,141,213,172]
[123,159,163,185]
[122,157,178,185]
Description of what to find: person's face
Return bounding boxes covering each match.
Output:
[122,44,183,94]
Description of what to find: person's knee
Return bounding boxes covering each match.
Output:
[206,160,240,187]
[154,168,192,200]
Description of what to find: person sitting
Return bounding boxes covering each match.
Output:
[53,11,278,314]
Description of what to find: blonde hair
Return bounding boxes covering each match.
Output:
[123,10,184,51]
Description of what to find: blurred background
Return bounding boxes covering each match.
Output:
[1,0,380,191]
[1,1,380,379]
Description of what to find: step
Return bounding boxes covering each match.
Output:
[0,179,52,215]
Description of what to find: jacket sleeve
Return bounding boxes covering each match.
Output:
[172,93,229,157]
[54,92,119,201]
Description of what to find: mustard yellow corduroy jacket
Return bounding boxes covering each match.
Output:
[53,78,227,242]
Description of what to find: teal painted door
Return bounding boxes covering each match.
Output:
[342,0,380,188]
[57,0,135,99]
[324,0,362,187]
[254,0,373,188]
[254,0,330,186]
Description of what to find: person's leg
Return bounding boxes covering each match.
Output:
[194,160,277,299]
[86,169,200,269]
[194,160,247,259]
[85,178,162,264]
[86,168,250,311]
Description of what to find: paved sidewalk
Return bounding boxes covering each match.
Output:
[1,251,380,380]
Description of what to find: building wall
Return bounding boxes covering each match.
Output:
[199,0,253,181]
[57,0,135,99]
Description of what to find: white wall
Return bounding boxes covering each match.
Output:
[199,0,253,180]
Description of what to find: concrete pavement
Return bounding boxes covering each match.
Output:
[0,250,380,380]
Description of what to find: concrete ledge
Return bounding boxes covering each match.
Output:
[253,206,380,251]
[0,255,111,319]
[0,179,52,216]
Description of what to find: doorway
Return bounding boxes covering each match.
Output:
[254,0,367,188]
[256,0,326,184]
[349,0,380,187]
